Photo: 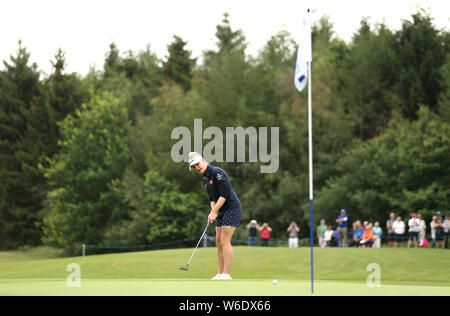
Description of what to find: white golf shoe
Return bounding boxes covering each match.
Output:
[211,274,223,280]
[219,273,232,280]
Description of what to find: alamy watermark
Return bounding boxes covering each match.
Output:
[171,119,279,173]
[66,263,81,288]
[366,263,381,288]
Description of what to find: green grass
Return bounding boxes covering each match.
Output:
[0,246,449,296]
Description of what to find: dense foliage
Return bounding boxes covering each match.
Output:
[0,11,448,249]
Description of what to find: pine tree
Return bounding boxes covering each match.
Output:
[104,42,121,79]
[27,49,86,164]
[0,41,41,248]
[214,12,246,54]
[162,35,196,91]
[395,10,448,119]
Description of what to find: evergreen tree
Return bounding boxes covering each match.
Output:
[438,54,450,122]
[103,42,121,79]
[27,49,87,164]
[136,45,163,92]
[197,13,248,127]
[337,19,399,139]
[215,12,246,54]
[204,12,247,61]
[0,42,41,248]
[21,50,88,237]
[162,35,196,91]
[395,10,448,119]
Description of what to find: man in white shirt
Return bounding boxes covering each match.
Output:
[392,216,405,248]
[408,213,420,248]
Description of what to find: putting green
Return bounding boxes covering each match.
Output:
[1,246,449,296]
[0,279,449,296]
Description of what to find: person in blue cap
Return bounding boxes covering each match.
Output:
[336,209,349,247]
[188,152,242,280]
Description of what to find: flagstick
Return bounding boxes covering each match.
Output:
[308,60,314,295]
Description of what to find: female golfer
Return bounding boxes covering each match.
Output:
[188,152,242,280]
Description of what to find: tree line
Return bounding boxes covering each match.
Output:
[0,11,449,249]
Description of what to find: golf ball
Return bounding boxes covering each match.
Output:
[272,279,278,285]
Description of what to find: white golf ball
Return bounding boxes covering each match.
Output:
[272,279,278,285]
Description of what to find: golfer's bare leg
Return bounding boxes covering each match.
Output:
[216,227,224,274]
[220,226,236,275]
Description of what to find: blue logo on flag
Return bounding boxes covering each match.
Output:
[299,75,306,83]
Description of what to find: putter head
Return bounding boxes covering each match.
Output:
[179,266,189,271]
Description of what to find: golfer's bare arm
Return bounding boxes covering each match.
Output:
[211,197,226,215]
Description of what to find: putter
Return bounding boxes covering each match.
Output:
[179,221,210,271]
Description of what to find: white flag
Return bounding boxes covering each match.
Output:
[294,10,312,92]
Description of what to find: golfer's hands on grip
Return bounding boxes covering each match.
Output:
[208,211,218,224]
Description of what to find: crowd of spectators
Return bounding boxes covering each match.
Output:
[316,210,449,249]
[246,220,300,248]
[245,220,273,247]
[245,210,449,249]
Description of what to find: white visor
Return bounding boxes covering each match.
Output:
[189,156,203,170]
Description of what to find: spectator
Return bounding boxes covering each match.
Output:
[350,223,365,247]
[444,215,449,249]
[360,223,376,248]
[324,226,334,247]
[246,220,260,246]
[386,213,396,248]
[348,222,357,246]
[362,221,369,230]
[418,214,427,245]
[259,223,272,247]
[408,213,420,248]
[430,216,437,248]
[317,219,327,248]
[336,209,349,247]
[287,221,300,248]
[332,228,338,247]
[373,222,382,248]
[434,212,445,249]
[392,216,405,248]
[347,223,355,243]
